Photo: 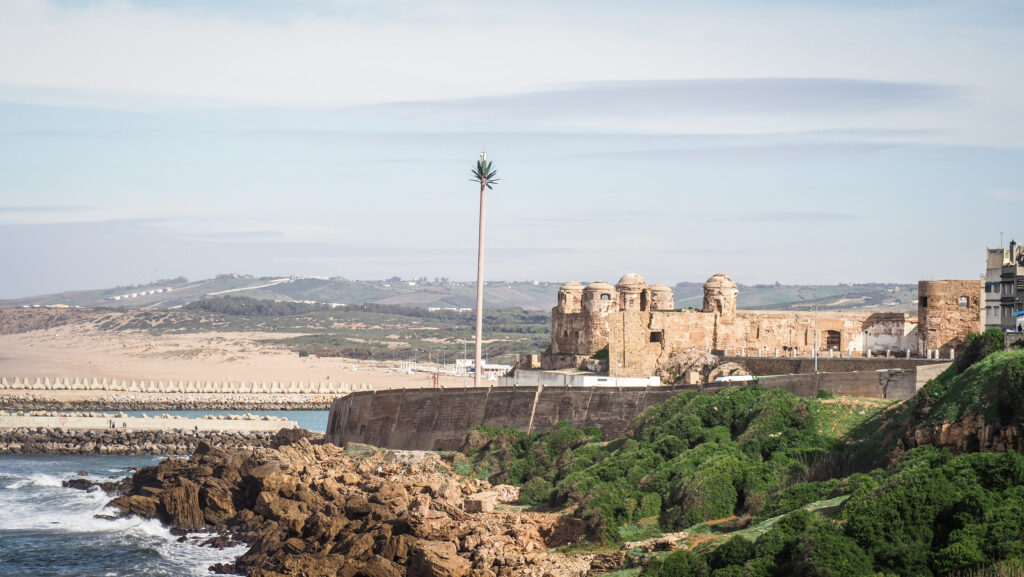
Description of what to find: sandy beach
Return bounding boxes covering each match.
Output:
[0,322,478,393]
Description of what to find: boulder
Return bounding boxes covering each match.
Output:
[408,540,471,577]
[109,494,159,518]
[159,480,205,531]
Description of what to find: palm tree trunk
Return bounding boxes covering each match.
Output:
[474,180,486,387]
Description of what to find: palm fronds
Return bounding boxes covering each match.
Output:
[470,159,500,189]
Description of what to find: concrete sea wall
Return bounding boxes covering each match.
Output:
[327,363,950,450]
[327,385,695,451]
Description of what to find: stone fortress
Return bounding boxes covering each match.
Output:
[328,272,983,450]
[540,273,983,378]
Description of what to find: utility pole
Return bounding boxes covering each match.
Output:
[813,306,819,373]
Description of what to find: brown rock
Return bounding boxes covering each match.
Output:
[254,491,308,535]
[159,480,205,530]
[247,461,297,495]
[360,555,404,577]
[463,492,496,513]
[109,494,159,518]
[283,537,306,554]
[345,532,377,560]
[379,534,415,564]
[200,481,236,525]
[408,540,471,577]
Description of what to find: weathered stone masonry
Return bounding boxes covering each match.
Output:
[542,273,981,377]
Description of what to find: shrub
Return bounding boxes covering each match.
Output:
[648,549,709,577]
[519,477,553,506]
[708,535,754,570]
[956,328,1005,372]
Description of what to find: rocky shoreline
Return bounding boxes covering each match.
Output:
[1,393,333,412]
[0,427,297,455]
[96,432,598,577]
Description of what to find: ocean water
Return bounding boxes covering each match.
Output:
[0,455,248,576]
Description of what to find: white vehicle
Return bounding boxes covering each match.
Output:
[713,375,757,383]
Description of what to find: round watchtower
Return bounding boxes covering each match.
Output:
[703,273,738,317]
[650,284,675,310]
[583,281,617,314]
[557,281,584,314]
[616,273,650,311]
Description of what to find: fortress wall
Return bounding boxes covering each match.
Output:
[327,363,953,451]
[757,367,929,400]
[326,385,695,451]
[725,357,950,376]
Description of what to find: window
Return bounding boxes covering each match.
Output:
[826,330,841,350]
[650,331,663,343]
[600,293,610,300]
[958,296,969,308]
[920,297,928,307]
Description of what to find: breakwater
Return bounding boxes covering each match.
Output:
[0,376,370,395]
[0,411,310,455]
[0,427,284,455]
[1,393,336,412]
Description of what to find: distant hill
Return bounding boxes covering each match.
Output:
[675,281,918,313]
[0,275,918,313]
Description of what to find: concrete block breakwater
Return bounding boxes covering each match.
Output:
[0,376,372,395]
[0,427,287,456]
[0,393,337,412]
[0,410,296,431]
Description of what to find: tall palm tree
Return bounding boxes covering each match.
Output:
[470,152,499,387]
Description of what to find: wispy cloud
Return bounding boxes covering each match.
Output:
[378,78,961,124]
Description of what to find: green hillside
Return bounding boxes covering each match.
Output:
[1,275,917,313]
[458,332,1024,576]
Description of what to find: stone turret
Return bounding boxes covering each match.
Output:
[616,273,650,311]
[918,279,983,356]
[703,273,737,318]
[650,284,675,310]
[557,281,584,314]
[583,281,617,314]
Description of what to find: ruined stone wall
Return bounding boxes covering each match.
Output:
[548,309,594,355]
[326,386,691,451]
[864,314,918,352]
[757,368,920,400]
[543,273,978,378]
[918,280,983,355]
[608,309,917,378]
[724,357,949,376]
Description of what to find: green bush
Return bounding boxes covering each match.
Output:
[519,477,553,506]
[956,328,1005,372]
[647,549,709,577]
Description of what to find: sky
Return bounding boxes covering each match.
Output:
[1,0,1023,299]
